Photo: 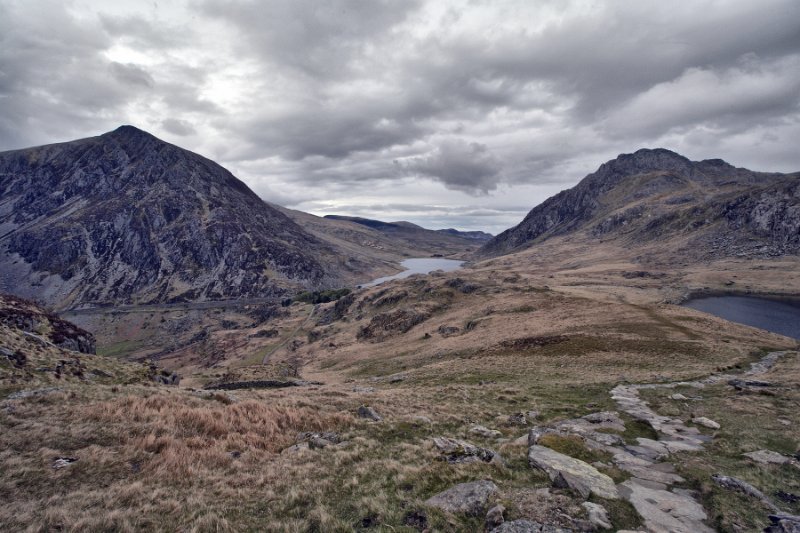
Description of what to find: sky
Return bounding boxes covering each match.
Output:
[1,0,799,234]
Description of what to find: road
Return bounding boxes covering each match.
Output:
[60,296,281,317]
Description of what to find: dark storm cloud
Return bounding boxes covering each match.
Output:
[399,139,502,194]
[197,0,422,77]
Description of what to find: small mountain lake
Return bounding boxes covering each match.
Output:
[363,258,464,287]
[683,295,800,340]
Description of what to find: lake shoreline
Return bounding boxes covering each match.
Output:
[361,257,465,288]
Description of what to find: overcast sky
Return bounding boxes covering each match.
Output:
[1,0,799,233]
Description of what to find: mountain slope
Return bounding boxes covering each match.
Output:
[0,126,367,309]
[321,215,489,255]
[479,148,800,260]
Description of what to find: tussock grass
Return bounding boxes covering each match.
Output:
[0,387,349,531]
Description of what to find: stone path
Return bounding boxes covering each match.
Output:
[428,351,796,531]
[605,350,796,533]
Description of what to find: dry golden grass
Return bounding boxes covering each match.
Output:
[0,388,350,531]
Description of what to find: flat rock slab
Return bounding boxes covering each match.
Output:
[528,445,619,500]
[692,416,720,429]
[425,480,498,516]
[743,449,792,465]
[470,425,503,439]
[582,502,612,530]
[619,478,714,533]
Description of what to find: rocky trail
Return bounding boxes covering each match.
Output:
[606,350,798,532]
[423,351,799,532]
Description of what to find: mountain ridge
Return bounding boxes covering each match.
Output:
[0,126,371,309]
[479,148,800,259]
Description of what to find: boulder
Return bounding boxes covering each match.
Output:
[581,502,612,530]
[765,514,800,533]
[296,431,342,449]
[424,480,498,516]
[433,437,504,465]
[508,412,528,426]
[357,405,382,421]
[470,425,503,439]
[528,445,619,500]
[485,504,506,529]
[691,416,720,430]
[52,457,77,469]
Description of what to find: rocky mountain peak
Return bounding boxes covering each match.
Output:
[0,128,356,308]
[108,124,152,139]
[478,149,799,258]
[594,148,694,182]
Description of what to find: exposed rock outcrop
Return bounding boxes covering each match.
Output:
[424,480,498,516]
[0,294,95,353]
[527,445,619,500]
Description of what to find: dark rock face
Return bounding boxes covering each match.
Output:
[356,308,430,342]
[0,294,95,354]
[0,126,348,309]
[479,148,800,259]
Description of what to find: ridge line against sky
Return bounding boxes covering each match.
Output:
[1,0,798,233]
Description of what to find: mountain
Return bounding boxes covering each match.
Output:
[479,148,800,259]
[436,228,492,242]
[0,126,375,309]
[321,215,487,254]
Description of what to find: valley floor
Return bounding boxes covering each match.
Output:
[2,242,799,532]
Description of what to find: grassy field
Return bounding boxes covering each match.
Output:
[2,250,798,531]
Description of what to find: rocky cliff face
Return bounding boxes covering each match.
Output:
[0,294,95,353]
[479,148,800,259]
[0,126,354,308]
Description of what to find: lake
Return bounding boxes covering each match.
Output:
[683,295,800,340]
[363,258,464,287]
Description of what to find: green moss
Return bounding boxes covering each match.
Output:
[537,433,613,464]
[620,417,659,444]
[591,496,642,531]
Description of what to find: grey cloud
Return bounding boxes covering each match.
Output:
[602,55,800,138]
[398,139,502,194]
[99,14,189,49]
[2,0,799,233]
[161,118,197,136]
[197,0,421,77]
[110,62,155,88]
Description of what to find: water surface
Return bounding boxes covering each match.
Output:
[363,258,464,287]
[683,295,800,340]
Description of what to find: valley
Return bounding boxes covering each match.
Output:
[1,133,799,532]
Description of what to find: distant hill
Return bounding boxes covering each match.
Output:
[317,215,487,255]
[479,148,800,260]
[436,228,493,242]
[0,126,381,309]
